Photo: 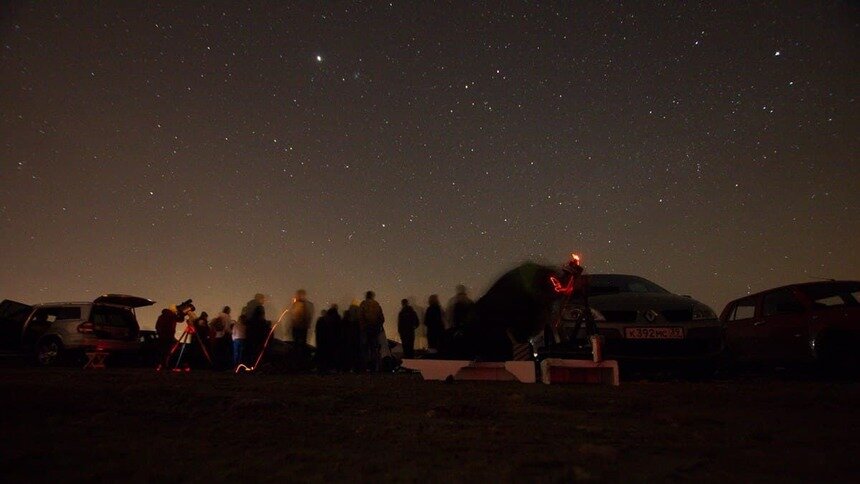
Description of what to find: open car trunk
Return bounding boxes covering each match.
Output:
[0,299,33,349]
[93,294,155,308]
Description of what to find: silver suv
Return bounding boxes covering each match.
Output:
[0,294,154,366]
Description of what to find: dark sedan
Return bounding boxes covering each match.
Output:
[541,274,724,363]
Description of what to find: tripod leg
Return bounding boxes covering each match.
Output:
[175,332,191,369]
[158,331,186,370]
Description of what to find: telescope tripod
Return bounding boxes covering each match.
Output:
[157,326,212,371]
[545,254,599,355]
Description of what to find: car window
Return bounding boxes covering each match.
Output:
[91,306,136,327]
[797,282,860,308]
[628,282,651,293]
[587,275,670,295]
[729,298,757,321]
[32,307,81,322]
[762,289,805,316]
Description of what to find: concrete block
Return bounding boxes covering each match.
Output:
[540,358,620,386]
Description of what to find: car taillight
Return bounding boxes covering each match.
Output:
[77,322,95,334]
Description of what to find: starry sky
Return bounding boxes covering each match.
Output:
[1,2,857,339]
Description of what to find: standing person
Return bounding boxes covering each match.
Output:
[155,300,194,366]
[424,294,444,353]
[340,299,361,372]
[398,299,420,359]
[231,314,247,367]
[210,306,234,369]
[446,284,474,329]
[245,305,270,365]
[192,312,210,367]
[289,289,315,345]
[195,312,210,340]
[155,306,182,364]
[316,305,340,373]
[241,293,267,320]
[358,291,385,371]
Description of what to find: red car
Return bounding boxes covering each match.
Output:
[721,281,860,370]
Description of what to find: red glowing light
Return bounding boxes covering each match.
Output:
[570,253,581,265]
[550,275,574,295]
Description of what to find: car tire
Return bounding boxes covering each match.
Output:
[35,337,63,367]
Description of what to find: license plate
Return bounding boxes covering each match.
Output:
[624,327,684,339]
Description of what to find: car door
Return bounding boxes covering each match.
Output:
[21,307,59,347]
[723,296,759,360]
[759,288,810,362]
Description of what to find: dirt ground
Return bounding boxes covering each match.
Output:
[2,363,859,482]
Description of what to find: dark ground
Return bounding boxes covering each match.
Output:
[2,363,859,482]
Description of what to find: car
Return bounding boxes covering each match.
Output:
[539,274,723,365]
[0,294,154,366]
[721,281,860,370]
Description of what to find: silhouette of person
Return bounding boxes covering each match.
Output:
[424,294,444,353]
[446,284,474,329]
[289,289,314,345]
[358,291,385,371]
[398,299,420,359]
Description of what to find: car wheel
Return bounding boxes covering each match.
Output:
[35,338,63,366]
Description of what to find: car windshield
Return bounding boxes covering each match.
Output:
[798,282,860,308]
[587,274,671,295]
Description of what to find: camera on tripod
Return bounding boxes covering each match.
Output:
[176,299,198,333]
[177,299,195,313]
[157,298,212,371]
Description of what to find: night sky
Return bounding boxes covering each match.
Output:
[1,2,857,340]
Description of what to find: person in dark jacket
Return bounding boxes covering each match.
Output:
[245,305,271,365]
[397,299,420,359]
[316,305,340,373]
[209,306,234,370]
[190,311,211,367]
[358,291,385,371]
[241,293,267,320]
[446,284,474,330]
[424,294,444,353]
[155,301,193,367]
[340,300,361,372]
